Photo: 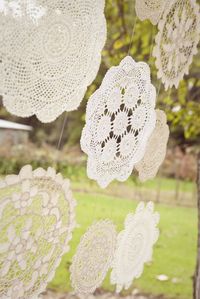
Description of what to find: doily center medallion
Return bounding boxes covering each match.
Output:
[43,21,71,61]
[0,165,76,299]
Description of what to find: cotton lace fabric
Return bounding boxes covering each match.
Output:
[70,220,117,294]
[153,0,200,90]
[0,165,76,299]
[135,109,169,182]
[0,0,106,122]
[81,56,156,188]
[135,0,167,25]
[110,202,160,293]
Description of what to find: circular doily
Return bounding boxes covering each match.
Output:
[70,220,117,294]
[110,201,160,293]
[153,0,200,90]
[80,56,156,188]
[0,0,46,24]
[0,0,106,122]
[0,165,76,299]
[135,0,167,25]
[135,109,169,182]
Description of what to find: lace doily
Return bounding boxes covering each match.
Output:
[110,201,160,293]
[81,56,156,188]
[135,109,169,182]
[0,0,46,23]
[70,220,117,294]
[0,165,76,299]
[135,0,167,25]
[153,0,200,90]
[0,0,106,122]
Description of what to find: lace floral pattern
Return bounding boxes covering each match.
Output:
[135,0,167,25]
[110,202,160,293]
[70,220,117,294]
[0,165,76,298]
[153,0,200,89]
[81,56,156,188]
[0,0,106,122]
[135,109,169,182]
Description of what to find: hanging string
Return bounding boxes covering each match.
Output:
[56,112,68,151]
[157,81,162,98]
[156,86,172,202]
[54,112,68,170]
[128,16,138,56]
[148,25,156,66]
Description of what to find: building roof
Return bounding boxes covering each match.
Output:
[0,119,32,131]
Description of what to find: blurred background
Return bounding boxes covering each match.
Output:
[0,0,200,298]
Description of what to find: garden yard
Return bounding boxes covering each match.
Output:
[0,162,197,299]
[0,172,196,299]
[0,0,199,298]
[45,176,197,299]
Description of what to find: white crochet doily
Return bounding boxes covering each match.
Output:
[0,165,76,299]
[0,0,46,23]
[135,109,169,182]
[135,0,167,25]
[70,220,117,294]
[153,0,200,90]
[81,56,156,188]
[0,0,106,122]
[110,201,160,293]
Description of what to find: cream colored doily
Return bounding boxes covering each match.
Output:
[70,220,117,294]
[153,0,200,89]
[135,109,169,182]
[110,202,160,293]
[0,0,106,122]
[0,165,76,298]
[135,0,167,25]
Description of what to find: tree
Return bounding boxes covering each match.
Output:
[194,153,200,299]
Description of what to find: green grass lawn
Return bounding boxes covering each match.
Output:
[63,164,195,194]
[50,192,197,299]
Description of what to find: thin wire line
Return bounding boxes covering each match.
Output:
[128,16,138,56]
[54,112,68,169]
[157,81,162,100]
[56,112,68,151]
[148,26,155,66]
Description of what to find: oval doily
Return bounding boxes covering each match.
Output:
[153,0,200,90]
[80,56,156,188]
[70,220,117,294]
[0,0,106,122]
[135,0,167,25]
[135,109,169,182]
[110,202,159,293]
[0,165,76,299]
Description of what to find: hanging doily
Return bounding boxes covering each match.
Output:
[80,56,156,188]
[0,165,76,299]
[135,109,169,182]
[70,220,117,294]
[110,201,160,293]
[0,0,46,23]
[153,0,200,90]
[0,0,106,122]
[135,0,167,25]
